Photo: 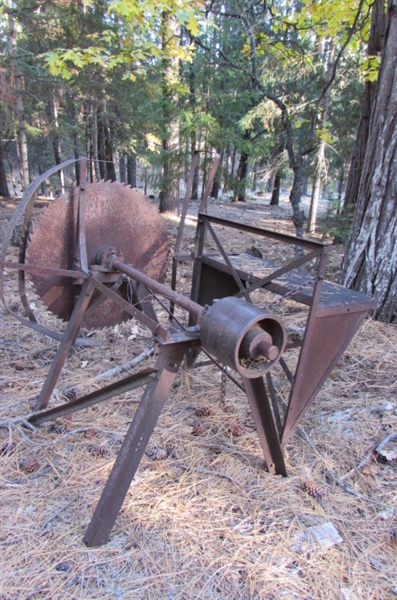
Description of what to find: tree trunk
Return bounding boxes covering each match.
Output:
[233,131,250,202]
[211,149,223,199]
[6,0,29,191]
[119,155,126,184]
[230,147,237,178]
[70,100,80,185]
[307,42,335,234]
[233,150,249,202]
[158,11,179,214]
[307,140,325,232]
[97,103,106,180]
[342,0,387,215]
[0,140,10,197]
[46,95,64,192]
[104,124,116,181]
[85,100,94,182]
[289,157,306,239]
[340,0,397,322]
[127,154,137,187]
[270,170,281,206]
[189,54,199,200]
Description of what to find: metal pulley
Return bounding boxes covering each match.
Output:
[200,297,286,378]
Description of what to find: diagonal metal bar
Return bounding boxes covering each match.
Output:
[174,151,200,257]
[266,372,283,435]
[89,276,160,333]
[201,214,325,250]
[236,248,322,298]
[77,159,89,273]
[198,153,221,214]
[36,279,95,410]
[279,357,294,384]
[205,220,250,300]
[29,369,158,426]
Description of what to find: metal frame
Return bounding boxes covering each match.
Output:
[181,211,376,445]
[0,157,376,546]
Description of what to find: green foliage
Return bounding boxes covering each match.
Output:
[0,0,372,207]
[361,54,381,82]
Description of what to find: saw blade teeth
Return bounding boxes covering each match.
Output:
[25,181,169,329]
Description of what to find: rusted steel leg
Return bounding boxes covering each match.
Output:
[83,344,186,547]
[242,376,287,476]
[36,279,94,410]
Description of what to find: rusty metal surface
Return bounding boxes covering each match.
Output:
[26,182,169,327]
[200,297,286,379]
[3,157,377,547]
[0,158,85,341]
[190,213,376,451]
[84,340,189,547]
[281,310,370,445]
[110,257,204,321]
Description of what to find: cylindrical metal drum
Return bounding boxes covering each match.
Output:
[200,297,286,378]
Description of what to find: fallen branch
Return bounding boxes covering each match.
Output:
[340,431,397,480]
[323,468,395,510]
[94,346,154,380]
[374,432,397,459]
[0,416,37,431]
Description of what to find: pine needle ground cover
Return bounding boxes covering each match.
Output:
[1,195,396,599]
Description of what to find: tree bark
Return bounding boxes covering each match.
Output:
[0,140,10,197]
[233,131,250,202]
[307,140,325,232]
[307,42,335,234]
[340,0,397,322]
[46,95,64,192]
[289,157,306,239]
[127,154,137,187]
[119,155,126,184]
[210,149,223,199]
[6,0,29,191]
[189,54,199,200]
[158,11,179,213]
[270,169,281,206]
[342,0,387,214]
[104,123,116,182]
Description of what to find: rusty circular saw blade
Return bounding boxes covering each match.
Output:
[26,181,169,328]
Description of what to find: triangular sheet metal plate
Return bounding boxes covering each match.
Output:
[281,310,370,445]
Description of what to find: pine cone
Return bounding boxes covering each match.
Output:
[231,422,244,437]
[191,420,206,436]
[64,388,77,402]
[12,362,26,371]
[302,480,325,501]
[89,444,109,458]
[145,446,168,461]
[19,454,40,474]
[48,423,67,434]
[195,406,215,417]
[166,442,180,459]
[84,428,98,439]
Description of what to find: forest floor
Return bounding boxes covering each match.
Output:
[0,191,397,600]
